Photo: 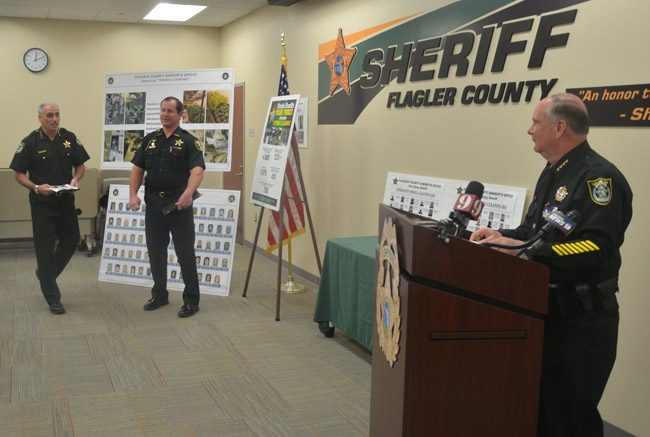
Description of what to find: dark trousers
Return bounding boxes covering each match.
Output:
[537,309,619,437]
[30,195,80,305]
[144,193,200,306]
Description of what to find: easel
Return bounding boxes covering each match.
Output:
[242,131,322,320]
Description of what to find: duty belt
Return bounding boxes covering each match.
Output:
[548,277,619,319]
[146,187,184,198]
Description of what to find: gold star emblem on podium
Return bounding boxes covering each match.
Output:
[63,140,71,149]
[325,28,357,96]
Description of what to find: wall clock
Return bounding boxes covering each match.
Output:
[23,47,49,73]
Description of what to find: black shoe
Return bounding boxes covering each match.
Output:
[49,302,66,315]
[178,304,199,318]
[143,298,169,311]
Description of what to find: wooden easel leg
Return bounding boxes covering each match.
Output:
[242,206,265,298]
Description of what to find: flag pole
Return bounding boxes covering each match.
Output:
[281,237,306,293]
[279,31,306,294]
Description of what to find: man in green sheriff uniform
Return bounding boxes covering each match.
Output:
[10,102,90,315]
[471,93,633,436]
[128,96,205,318]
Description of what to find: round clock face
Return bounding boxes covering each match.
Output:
[23,48,49,73]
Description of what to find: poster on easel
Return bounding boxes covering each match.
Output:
[98,185,240,297]
[101,68,235,171]
[250,94,301,211]
[295,97,308,149]
[383,172,527,231]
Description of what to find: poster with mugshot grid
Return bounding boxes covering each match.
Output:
[383,172,527,232]
[98,185,240,297]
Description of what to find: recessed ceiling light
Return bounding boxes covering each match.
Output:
[143,3,207,22]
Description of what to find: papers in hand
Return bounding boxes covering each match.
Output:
[48,184,80,193]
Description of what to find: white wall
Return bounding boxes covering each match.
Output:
[0,18,223,187]
[221,0,649,434]
[0,0,648,433]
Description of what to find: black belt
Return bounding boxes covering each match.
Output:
[146,187,184,198]
[548,277,618,318]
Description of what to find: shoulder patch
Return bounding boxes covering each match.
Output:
[15,143,25,154]
[195,139,202,151]
[587,177,612,205]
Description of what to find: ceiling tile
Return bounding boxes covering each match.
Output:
[0,5,48,18]
[0,0,267,27]
[212,0,267,11]
[48,8,99,20]
[94,10,142,23]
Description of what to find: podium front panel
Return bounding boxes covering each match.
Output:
[371,277,544,437]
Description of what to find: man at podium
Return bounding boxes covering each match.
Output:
[470,93,633,437]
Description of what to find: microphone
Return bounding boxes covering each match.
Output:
[517,209,580,258]
[448,181,485,236]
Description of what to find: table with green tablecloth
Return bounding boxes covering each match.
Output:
[313,236,378,350]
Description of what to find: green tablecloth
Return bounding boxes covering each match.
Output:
[313,236,378,350]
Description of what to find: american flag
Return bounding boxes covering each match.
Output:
[266,45,306,254]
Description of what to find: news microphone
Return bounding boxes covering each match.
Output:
[517,209,580,258]
[448,181,485,235]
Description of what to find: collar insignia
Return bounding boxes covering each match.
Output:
[588,178,612,205]
[555,159,569,172]
[555,186,568,202]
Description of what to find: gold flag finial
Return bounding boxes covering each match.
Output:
[280,32,288,75]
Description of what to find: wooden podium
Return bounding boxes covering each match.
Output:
[370,205,549,437]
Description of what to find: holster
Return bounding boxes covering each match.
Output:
[595,276,619,311]
[548,284,570,319]
[575,283,594,312]
[548,277,619,319]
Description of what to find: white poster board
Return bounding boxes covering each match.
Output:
[101,68,235,171]
[98,185,240,297]
[295,97,308,149]
[383,172,527,231]
[250,94,301,211]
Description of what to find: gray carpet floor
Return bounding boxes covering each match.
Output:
[0,243,371,436]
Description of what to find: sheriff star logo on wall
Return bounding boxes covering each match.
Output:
[325,28,357,96]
